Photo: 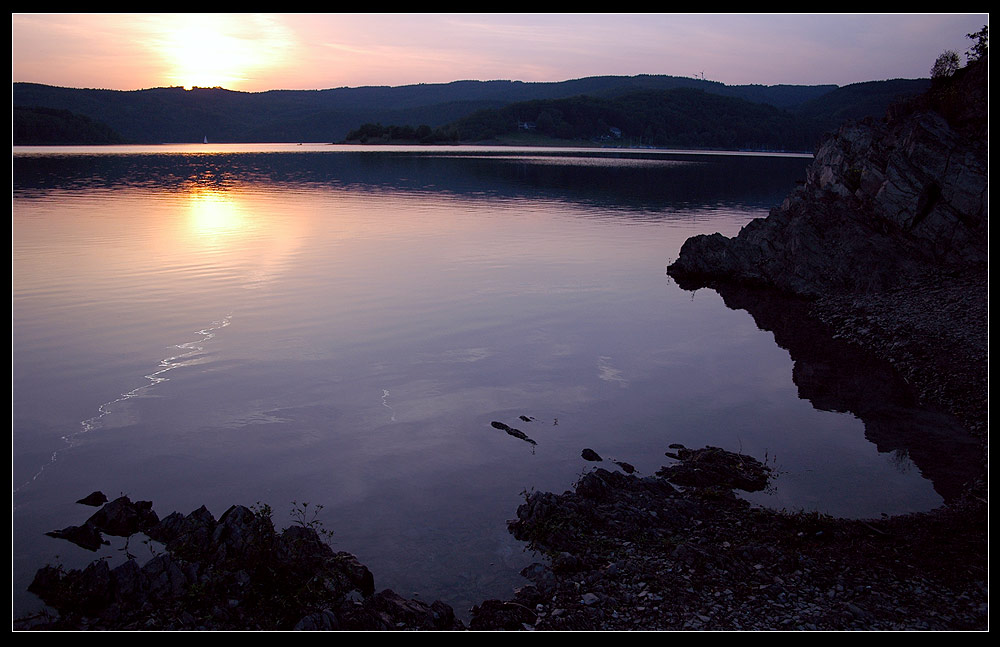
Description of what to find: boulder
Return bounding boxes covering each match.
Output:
[86,496,159,537]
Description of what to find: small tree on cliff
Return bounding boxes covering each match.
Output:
[966,25,988,62]
[931,50,961,78]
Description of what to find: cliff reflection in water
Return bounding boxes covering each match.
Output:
[672,277,980,504]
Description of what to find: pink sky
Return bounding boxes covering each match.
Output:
[12,13,988,92]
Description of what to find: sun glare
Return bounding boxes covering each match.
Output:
[187,187,248,237]
[156,15,294,90]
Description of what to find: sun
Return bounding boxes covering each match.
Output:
[156,14,294,91]
[160,16,249,89]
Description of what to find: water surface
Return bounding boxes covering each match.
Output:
[13,146,964,619]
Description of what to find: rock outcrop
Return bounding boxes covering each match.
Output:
[473,445,986,630]
[668,59,987,297]
[26,498,463,630]
[667,58,988,445]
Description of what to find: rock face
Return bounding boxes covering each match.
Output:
[666,58,989,447]
[668,59,987,297]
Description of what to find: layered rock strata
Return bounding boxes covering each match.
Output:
[668,60,987,296]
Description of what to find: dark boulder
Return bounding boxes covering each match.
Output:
[45,522,107,551]
[76,491,108,507]
[659,445,771,492]
[86,496,159,537]
[469,599,537,630]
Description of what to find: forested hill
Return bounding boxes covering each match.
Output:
[794,78,931,134]
[13,75,835,144]
[13,106,127,145]
[431,89,821,151]
[12,74,926,147]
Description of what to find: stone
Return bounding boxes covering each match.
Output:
[658,446,771,492]
[45,522,107,551]
[491,420,537,445]
[469,599,537,630]
[76,491,108,507]
[86,496,159,537]
[613,460,635,474]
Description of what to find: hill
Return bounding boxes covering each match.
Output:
[429,88,819,151]
[13,106,126,145]
[13,74,932,148]
[13,75,836,144]
[792,78,931,135]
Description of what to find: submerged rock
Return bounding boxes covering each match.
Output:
[490,420,537,445]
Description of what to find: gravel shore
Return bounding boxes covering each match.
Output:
[469,262,988,631]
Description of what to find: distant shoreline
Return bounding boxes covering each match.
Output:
[12,142,814,158]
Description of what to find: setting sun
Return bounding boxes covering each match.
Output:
[155,14,296,90]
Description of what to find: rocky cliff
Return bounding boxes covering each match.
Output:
[668,58,987,297]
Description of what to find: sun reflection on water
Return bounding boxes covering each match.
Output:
[186,186,249,237]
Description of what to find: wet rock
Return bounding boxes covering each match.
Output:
[45,522,107,551]
[109,559,146,607]
[142,553,192,600]
[612,460,636,474]
[507,428,537,445]
[294,609,340,630]
[368,589,463,630]
[659,445,770,492]
[212,505,268,562]
[76,491,108,507]
[29,559,112,616]
[469,599,537,630]
[581,448,602,462]
[490,420,536,445]
[25,497,456,630]
[147,505,217,560]
[575,469,613,499]
[86,496,159,537]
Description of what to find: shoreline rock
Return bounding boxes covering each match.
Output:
[23,499,463,631]
[472,446,986,630]
[666,57,987,469]
[667,59,986,299]
[18,60,989,633]
[473,56,990,633]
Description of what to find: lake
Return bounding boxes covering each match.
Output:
[12,144,969,619]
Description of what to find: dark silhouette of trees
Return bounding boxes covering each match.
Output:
[931,51,961,79]
[966,25,988,62]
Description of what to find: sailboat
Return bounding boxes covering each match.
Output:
[203,135,208,144]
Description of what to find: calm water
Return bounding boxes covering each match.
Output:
[12,145,969,619]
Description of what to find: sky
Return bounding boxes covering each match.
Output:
[11,13,989,92]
